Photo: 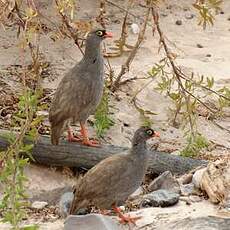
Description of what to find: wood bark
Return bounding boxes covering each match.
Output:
[0,130,207,175]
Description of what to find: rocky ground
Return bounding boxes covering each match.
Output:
[0,0,230,229]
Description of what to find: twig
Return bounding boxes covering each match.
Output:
[110,5,150,92]
[176,67,230,101]
[151,7,219,135]
[54,0,84,55]
[212,120,230,134]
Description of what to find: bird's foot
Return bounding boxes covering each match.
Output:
[82,139,101,147]
[113,206,141,226]
[67,129,82,142]
[118,214,141,225]
[67,135,82,142]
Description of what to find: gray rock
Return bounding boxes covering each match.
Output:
[129,187,144,200]
[180,183,195,196]
[64,214,120,230]
[159,216,230,230]
[148,171,181,194]
[59,192,74,218]
[140,189,179,208]
[31,201,48,209]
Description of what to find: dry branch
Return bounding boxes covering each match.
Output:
[0,130,207,175]
[110,4,150,91]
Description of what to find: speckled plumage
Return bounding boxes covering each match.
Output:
[49,29,105,145]
[69,127,159,214]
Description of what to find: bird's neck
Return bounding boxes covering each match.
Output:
[83,41,102,63]
[131,140,147,155]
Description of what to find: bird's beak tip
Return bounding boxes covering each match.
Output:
[153,131,160,137]
[104,31,113,38]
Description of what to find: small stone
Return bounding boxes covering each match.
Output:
[220,11,224,14]
[64,214,120,230]
[206,54,211,57]
[59,192,74,218]
[185,13,195,19]
[228,17,230,21]
[31,201,48,210]
[183,7,190,11]
[148,171,181,194]
[189,195,202,202]
[171,150,180,156]
[123,122,130,127]
[180,183,195,196]
[140,189,179,207]
[192,168,206,189]
[131,23,140,34]
[119,206,125,211]
[160,12,168,17]
[197,44,204,48]
[175,20,182,25]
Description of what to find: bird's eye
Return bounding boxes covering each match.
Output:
[96,30,103,36]
[146,129,153,136]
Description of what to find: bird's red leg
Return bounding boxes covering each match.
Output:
[67,127,82,142]
[80,122,100,147]
[112,206,141,225]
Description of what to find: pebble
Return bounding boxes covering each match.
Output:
[185,13,195,19]
[160,12,168,17]
[148,171,181,194]
[131,23,140,34]
[31,201,48,210]
[175,20,182,25]
[196,43,204,48]
[140,189,179,208]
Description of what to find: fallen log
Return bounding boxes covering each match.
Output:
[0,130,207,175]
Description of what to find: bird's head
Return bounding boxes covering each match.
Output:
[86,28,112,44]
[132,126,160,146]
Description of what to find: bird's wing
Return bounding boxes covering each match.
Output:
[49,66,92,125]
[76,152,132,200]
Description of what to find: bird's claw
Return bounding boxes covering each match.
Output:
[119,214,141,225]
[82,139,101,147]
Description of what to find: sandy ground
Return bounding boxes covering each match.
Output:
[0,0,230,229]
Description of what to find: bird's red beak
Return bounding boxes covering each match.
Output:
[104,32,113,38]
[153,131,160,137]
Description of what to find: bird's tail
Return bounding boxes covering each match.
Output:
[50,121,65,145]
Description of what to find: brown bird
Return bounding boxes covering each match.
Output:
[49,28,112,146]
[69,127,160,224]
